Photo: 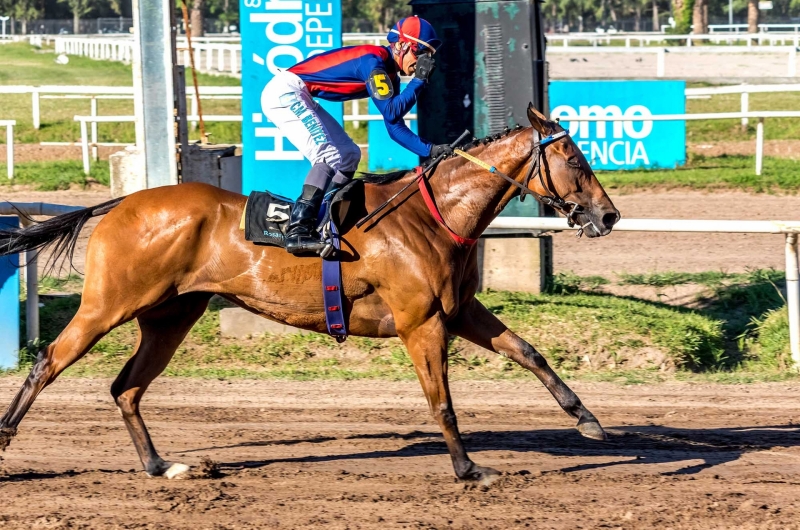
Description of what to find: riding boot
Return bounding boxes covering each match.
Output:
[285,184,326,255]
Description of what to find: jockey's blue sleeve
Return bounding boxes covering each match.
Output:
[370,78,432,157]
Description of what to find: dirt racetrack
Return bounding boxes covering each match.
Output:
[2,378,800,529]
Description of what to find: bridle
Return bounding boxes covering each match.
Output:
[455,127,593,237]
[520,129,585,230]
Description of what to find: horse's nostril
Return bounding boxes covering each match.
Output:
[602,211,619,229]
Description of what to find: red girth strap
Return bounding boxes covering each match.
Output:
[415,166,478,246]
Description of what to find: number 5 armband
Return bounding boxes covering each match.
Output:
[368,70,394,100]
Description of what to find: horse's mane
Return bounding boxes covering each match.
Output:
[359,124,526,185]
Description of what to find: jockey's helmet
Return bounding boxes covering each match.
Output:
[387,16,441,56]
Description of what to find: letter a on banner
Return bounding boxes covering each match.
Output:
[240,0,342,198]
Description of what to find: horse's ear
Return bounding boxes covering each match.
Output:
[527,103,552,135]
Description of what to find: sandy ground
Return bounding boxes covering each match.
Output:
[2,378,800,529]
[1,188,799,278]
[549,51,799,79]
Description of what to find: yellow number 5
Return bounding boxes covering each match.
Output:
[374,74,390,96]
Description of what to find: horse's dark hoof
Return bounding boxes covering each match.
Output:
[0,427,17,452]
[577,416,607,441]
[459,464,501,485]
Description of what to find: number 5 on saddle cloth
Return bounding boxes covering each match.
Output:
[239,180,363,342]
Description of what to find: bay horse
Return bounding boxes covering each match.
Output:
[0,106,619,482]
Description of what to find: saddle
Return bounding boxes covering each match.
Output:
[240,179,364,343]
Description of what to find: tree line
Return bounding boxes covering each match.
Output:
[1,0,794,36]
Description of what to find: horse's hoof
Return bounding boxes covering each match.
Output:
[577,417,607,441]
[164,463,191,479]
[0,427,17,452]
[460,464,501,485]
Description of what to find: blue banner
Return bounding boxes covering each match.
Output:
[549,81,686,170]
[0,216,19,369]
[240,0,342,198]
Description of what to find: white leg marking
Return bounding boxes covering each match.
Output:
[164,462,191,479]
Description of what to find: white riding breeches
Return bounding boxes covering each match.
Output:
[262,71,361,173]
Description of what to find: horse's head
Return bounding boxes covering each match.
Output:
[523,104,620,238]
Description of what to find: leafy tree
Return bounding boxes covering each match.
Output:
[58,0,98,34]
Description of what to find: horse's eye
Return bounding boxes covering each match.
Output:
[566,157,581,169]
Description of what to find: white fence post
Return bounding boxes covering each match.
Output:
[741,92,749,129]
[755,117,764,176]
[5,123,13,179]
[90,97,98,161]
[787,233,800,368]
[790,46,798,77]
[657,49,665,77]
[32,90,40,130]
[80,119,90,175]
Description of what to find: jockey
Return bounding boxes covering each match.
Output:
[262,16,451,255]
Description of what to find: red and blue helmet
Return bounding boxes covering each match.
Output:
[387,16,441,55]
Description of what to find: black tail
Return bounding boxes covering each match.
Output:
[0,197,124,274]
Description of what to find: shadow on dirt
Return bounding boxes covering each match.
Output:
[211,424,800,476]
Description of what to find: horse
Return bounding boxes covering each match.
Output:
[0,106,619,482]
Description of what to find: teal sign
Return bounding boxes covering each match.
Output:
[0,217,19,369]
[240,0,342,198]
[550,81,686,170]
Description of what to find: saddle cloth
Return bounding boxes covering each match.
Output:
[242,179,362,248]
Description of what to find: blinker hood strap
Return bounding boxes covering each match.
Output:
[534,130,569,149]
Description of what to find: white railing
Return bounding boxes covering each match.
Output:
[491,216,800,367]
[0,85,241,131]
[549,45,799,77]
[1,120,15,179]
[558,111,800,175]
[709,24,800,33]
[686,83,800,127]
[72,112,416,174]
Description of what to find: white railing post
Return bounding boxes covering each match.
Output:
[80,119,90,175]
[191,94,198,130]
[787,233,800,368]
[790,46,798,77]
[218,46,224,71]
[6,123,13,179]
[32,89,40,130]
[657,48,665,77]
[206,45,213,71]
[741,92,749,129]
[352,100,360,129]
[19,216,38,345]
[90,97,98,161]
[755,117,764,176]
[231,48,238,75]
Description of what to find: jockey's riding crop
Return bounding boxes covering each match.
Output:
[356,129,471,229]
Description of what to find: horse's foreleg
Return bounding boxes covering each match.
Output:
[448,298,606,441]
[0,310,112,451]
[399,313,500,482]
[110,293,211,478]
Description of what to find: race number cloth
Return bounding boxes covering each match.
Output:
[262,71,362,173]
[243,191,293,247]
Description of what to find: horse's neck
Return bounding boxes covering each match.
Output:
[430,132,530,241]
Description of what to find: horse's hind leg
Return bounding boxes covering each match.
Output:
[448,298,606,441]
[0,306,117,451]
[110,292,211,478]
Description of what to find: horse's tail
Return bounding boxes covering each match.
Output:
[0,197,124,273]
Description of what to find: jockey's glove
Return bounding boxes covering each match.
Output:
[415,54,436,82]
[430,143,454,159]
